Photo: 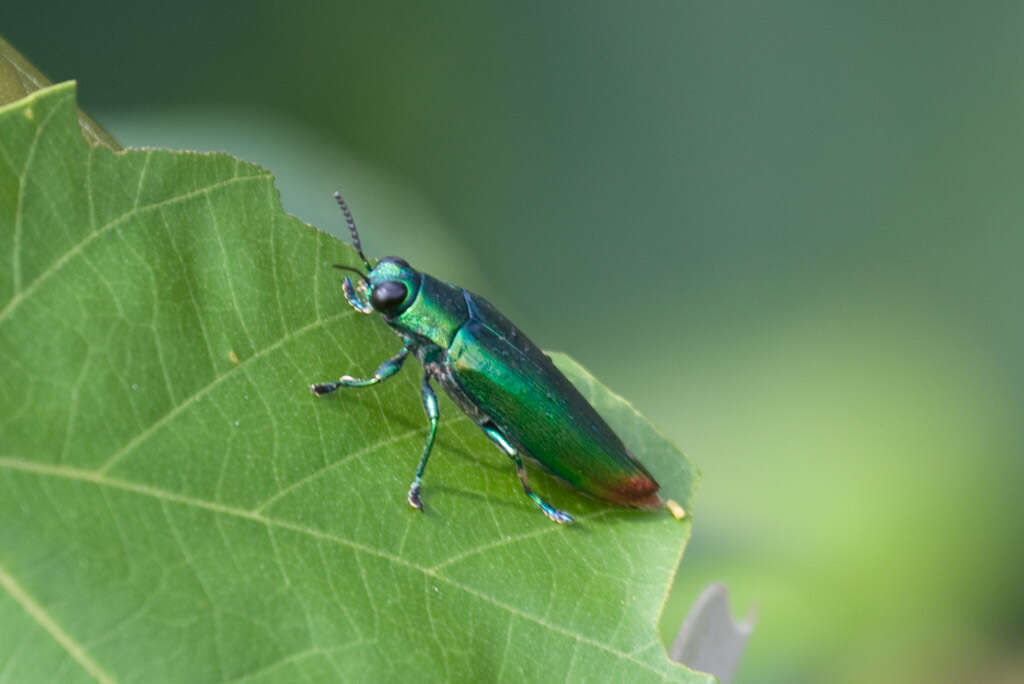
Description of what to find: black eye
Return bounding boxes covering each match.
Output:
[370,280,408,313]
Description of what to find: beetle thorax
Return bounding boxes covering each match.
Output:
[388,274,469,350]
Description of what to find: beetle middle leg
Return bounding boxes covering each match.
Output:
[481,423,574,524]
[406,374,439,511]
[310,346,409,395]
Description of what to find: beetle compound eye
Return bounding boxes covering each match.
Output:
[370,280,409,313]
[379,256,410,268]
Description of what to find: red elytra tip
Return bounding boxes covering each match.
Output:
[604,474,662,508]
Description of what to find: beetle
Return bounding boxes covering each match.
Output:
[311,192,661,524]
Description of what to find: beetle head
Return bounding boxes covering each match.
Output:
[364,257,420,316]
[337,256,419,317]
[331,192,420,317]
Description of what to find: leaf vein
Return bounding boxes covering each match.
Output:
[96,308,354,474]
[0,559,116,684]
[206,192,255,351]
[158,210,219,380]
[11,95,62,294]
[252,414,465,514]
[428,509,611,572]
[0,173,269,326]
[0,457,677,681]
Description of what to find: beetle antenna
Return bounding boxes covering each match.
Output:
[334,191,372,271]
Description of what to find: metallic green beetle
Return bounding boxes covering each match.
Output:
[312,193,661,524]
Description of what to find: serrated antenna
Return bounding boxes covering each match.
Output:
[334,191,371,270]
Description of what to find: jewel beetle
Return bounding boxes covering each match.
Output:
[311,193,661,524]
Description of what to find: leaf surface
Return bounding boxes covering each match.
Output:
[0,83,707,683]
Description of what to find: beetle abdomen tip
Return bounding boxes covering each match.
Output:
[605,475,662,508]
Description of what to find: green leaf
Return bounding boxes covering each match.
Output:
[0,83,707,683]
[0,38,120,150]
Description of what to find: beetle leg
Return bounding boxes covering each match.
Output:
[341,276,374,314]
[407,374,439,511]
[481,423,574,525]
[310,347,409,395]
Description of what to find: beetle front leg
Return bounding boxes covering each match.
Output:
[310,346,409,395]
[481,423,574,525]
[341,276,374,314]
[407,374,439,511]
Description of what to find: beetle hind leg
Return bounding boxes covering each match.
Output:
[481,424,574,525]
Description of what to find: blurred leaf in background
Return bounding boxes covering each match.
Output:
[5,0,1024,681]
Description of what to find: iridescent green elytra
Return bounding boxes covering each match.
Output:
[311,193,660,524]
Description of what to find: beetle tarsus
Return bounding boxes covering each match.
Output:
[546,508,574,525]
[408,482,424,511]
[311,382,339,396]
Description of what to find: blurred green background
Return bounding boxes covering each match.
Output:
[7,2,1023,681]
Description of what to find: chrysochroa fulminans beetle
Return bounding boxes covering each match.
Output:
[312,193,661,524]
